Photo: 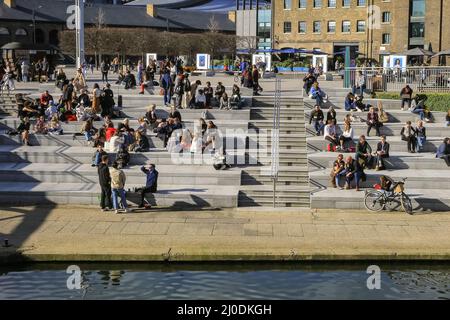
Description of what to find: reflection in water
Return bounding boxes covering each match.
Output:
[0,264,449,300]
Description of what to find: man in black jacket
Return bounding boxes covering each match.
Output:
[98,155,112,211]
[309,105,325,136]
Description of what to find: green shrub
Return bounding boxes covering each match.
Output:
[375,92,450,113]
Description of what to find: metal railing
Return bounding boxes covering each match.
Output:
[271,78,281,208]
[345,66,450,93]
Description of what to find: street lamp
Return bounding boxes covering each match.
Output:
[31,5,43,45]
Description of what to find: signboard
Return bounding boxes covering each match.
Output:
[252,54,271,71]
[196,53,211,70]
[390,55,407,72]
[146,53,157,67]
[312,54,328,73]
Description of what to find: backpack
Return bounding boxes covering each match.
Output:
[327,144,336,152]
[184,79,191,92]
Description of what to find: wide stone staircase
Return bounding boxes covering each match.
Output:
[304,86,450,211]
[238,96,311,207]
[0,84,251,208]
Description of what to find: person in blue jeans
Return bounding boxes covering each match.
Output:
[309,105,325,136]
[335,155,364,191]
[309,82,326,107]
[109,161,131,214]
[344,92,357,111]
[160,68,173,106]
[92,145,107,167]
[415,120,426,152]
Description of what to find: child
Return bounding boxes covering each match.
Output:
[48,115,63,135]
[34,116,48,134]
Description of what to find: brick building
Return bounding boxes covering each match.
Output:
[271,0,450,64]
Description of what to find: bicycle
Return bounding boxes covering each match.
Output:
[233,71,241,83]
[364,178,413,214]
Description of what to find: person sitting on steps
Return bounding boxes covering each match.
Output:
[309,105,324,136]
[374,135,390,171]
[330,153,345,188]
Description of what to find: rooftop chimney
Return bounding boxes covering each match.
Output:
[4,0,16,8]
[147,4,157,18]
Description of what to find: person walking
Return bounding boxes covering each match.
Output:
[21,61,29,83]
[138,164,159,208]
[98,155,112,212]
[110,161,131,214]
[161,69,173,106]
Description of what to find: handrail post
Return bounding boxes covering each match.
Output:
[271,77,281,208]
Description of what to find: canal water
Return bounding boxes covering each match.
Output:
[0,263,449,299]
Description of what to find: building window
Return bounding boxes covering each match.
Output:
[284,0,292,9]
[284,21,292,33]
[342,0,350,7]
[313,0,322,8]
[299,0,307,8]
[357,0,366,6]
[328,0,336,8]
[0,27,10,35]
[342,20,351,33]
[410,22,425,38]
[382,12,391,23]
[313,21,321,33]
[382,33,391,44]
[327,21,336,33]
[15,28,28,36]
[357,20,366,32]
[298,21,307,33]
[411,0,425,17]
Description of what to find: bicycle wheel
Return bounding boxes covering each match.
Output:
[364,191,385,212]
[400,193,413,215]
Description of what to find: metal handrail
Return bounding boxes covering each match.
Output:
[271,77,281,208]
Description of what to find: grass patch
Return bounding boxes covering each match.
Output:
[374,92,450,113]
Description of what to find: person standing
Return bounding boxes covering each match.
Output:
[101,60,109,83]
[139,164,159,208]
[98,155,112,212]
[110,161,131,214]
[41,58,49,82]
[415,120,427,152]
[161,69,173,106]
[252,65,261,95]
[21,61,29,83]
[400,121,418,153]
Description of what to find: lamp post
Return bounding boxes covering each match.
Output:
[32,5,42,45]
[75,0,85,69]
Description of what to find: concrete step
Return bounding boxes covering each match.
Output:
[0,145,249,166]
[311,188,450,212]
[0,162,241,186]
[0,182,239,208]
[310,169,450,189]
[305,110,448,123]
[307,136,444,153]
[306,123,450,138]
[308,151,450,170]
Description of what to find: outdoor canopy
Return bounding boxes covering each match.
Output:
[432,49,450,58]
[398,47,435,56]
[236,48,328,55]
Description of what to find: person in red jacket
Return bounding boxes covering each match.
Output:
[40,90,53,109]
[105,122,117,142]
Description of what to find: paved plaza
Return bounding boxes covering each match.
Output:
[1,205,450,262]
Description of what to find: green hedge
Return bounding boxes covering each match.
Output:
[375,92,450,113]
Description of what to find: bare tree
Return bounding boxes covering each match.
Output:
[237,36,259,54]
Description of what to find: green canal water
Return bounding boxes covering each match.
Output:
[0,263,449,299]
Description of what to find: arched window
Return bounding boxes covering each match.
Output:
[15,28,28,36]
[0,27,10,35]
[35,28,45,43]
[49,30,59,45]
